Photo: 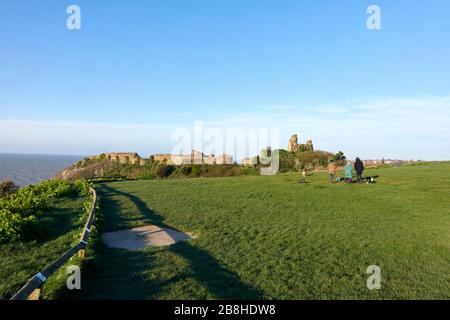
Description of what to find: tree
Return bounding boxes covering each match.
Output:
[333,151,346,161]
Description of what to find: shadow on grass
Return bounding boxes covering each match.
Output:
[72,183,264,299]
[36,196,83,243]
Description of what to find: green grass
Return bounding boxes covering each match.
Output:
[0,196,87,299]
[63,164,449,299]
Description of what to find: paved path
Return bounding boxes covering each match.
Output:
[101,225,197,250]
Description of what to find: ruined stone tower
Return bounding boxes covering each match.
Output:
[287,134,314,152]
[287,134,299,152]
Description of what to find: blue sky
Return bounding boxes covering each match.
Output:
[1,1,450,160]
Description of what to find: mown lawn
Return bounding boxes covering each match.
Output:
[67,164,449,299]
[0,196,87,299]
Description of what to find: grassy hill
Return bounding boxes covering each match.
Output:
[61,163,449,299]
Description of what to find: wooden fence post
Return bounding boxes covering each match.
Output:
[28,287,41,300]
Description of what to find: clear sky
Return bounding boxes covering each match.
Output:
[1,1,450,160]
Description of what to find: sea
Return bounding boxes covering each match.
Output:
[0,153,85,186]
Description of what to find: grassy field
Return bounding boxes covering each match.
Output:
[63,163,449,299]
[0,196,87,299]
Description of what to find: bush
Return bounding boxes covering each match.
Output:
[0,209,37,242]
[296,150,333,170]
[155,164,176,179]
[0,179,91,243]
[277,149,298,172]
[180,165,192,176]
[73,179,91,196]
[164,165,176,177]
[190,165,200,177]
[0,180,19,198]
[241,166,259,175]
[276,149,334,172]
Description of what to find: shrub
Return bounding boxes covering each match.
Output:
[180,165,192,176]
[155,164,165,179]
[164,165,176,177]
[0,179,91,243]
[72,179,91,196]
[241,166,259,175]
[155,164,176,179]
[190,165,200,177]
[0,209,38,242]
[277,149,298,172]
[296,150,333,170]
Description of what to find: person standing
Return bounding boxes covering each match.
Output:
[354,157,364,183]
[344,161,353,183]
[327,159,337,184]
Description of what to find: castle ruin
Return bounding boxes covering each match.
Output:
[287,134,314,152]
[92,152,146,166]
[152,150,233,165]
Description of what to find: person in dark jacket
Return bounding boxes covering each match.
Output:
[354,157,364,183]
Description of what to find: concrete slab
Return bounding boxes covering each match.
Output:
[101,225,197,250]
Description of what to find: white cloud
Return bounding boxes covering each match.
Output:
[1,96,450,160]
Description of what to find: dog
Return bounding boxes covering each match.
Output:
[362,175,379,184]
[335,175,379,183]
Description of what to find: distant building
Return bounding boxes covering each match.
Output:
[92,152,146,166]
[203,155,216,165]
[242,156,258,166]
[361,159,407,168]
[153,154,190,165]
[151,150,233,165]
[215,154,233,165]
